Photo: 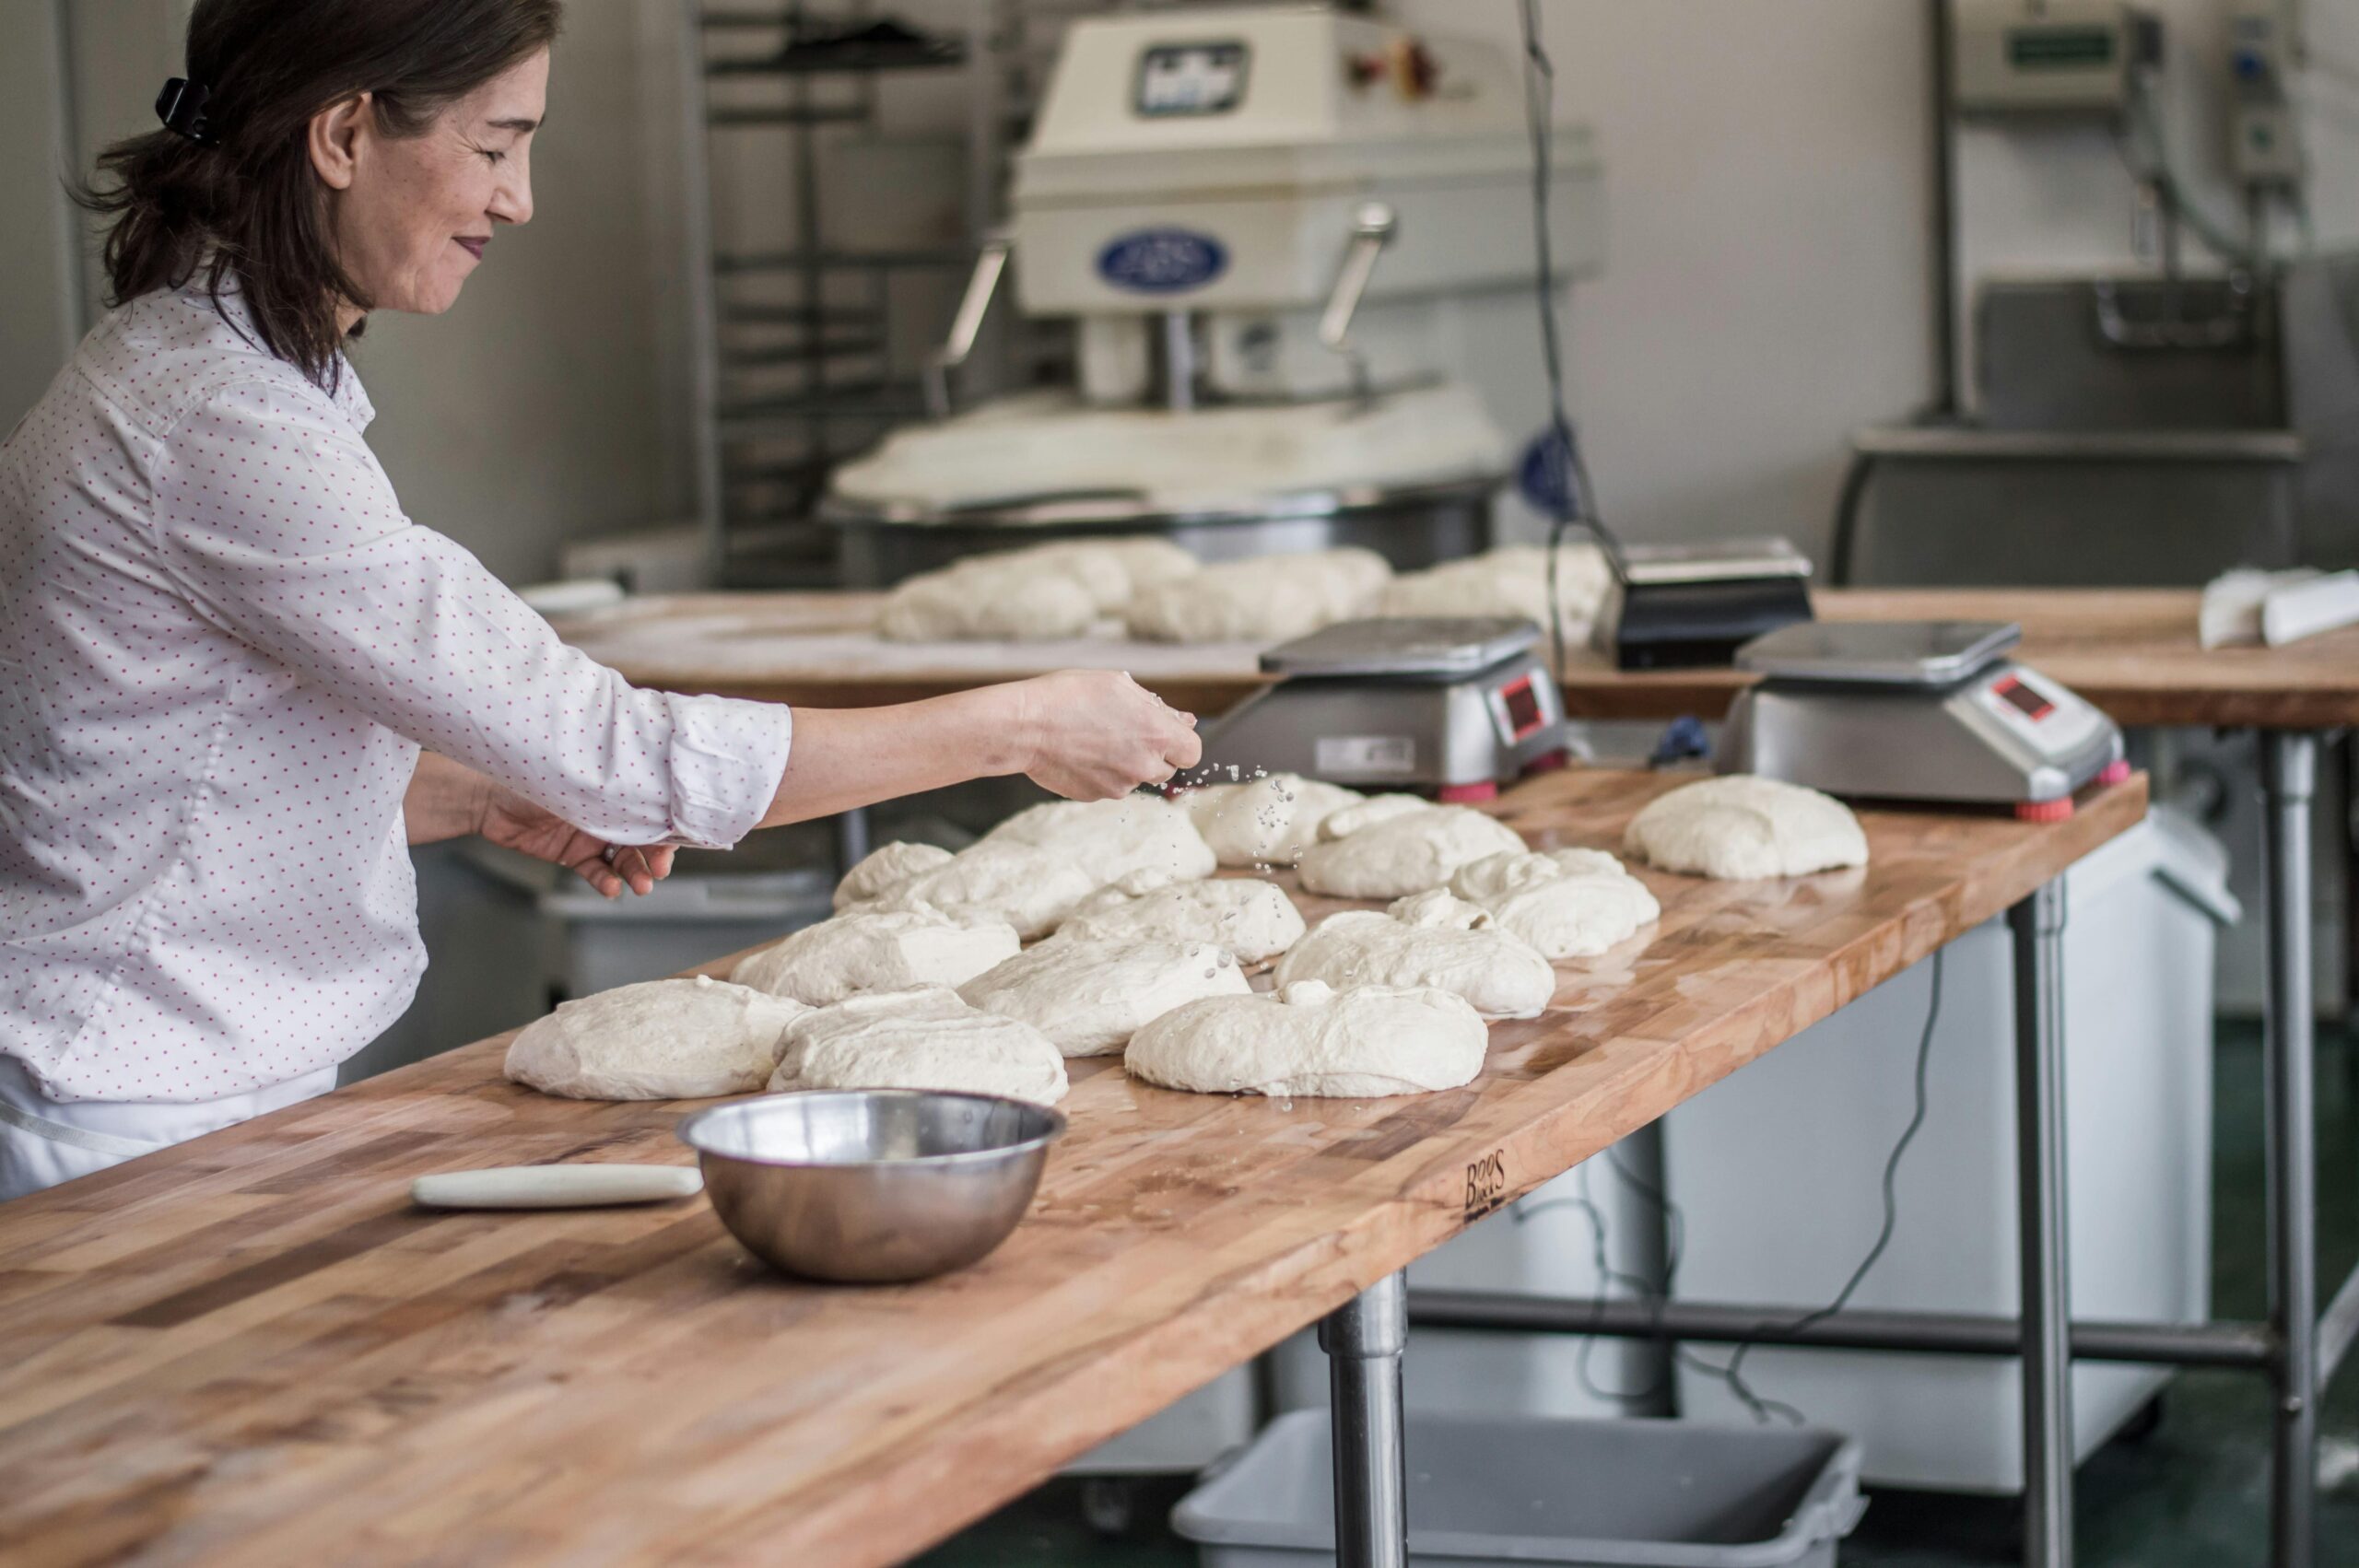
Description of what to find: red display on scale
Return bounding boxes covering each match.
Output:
[1990,674,2055,721]
[1495,674,1548,741]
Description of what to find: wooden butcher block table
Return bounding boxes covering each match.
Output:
[552,586,2359,731]
[0,768,2142,1568]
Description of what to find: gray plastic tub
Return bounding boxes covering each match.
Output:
[1171,1411,1864,1568]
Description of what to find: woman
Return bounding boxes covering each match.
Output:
[0,0,1199,1200]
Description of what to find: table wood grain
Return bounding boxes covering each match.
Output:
[555,588,2359,731]
[0,768,2146,1568]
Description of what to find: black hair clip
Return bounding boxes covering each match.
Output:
[156,78,217,146]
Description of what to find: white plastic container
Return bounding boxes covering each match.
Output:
[1663,810,2232,1492]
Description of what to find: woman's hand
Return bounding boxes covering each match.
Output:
[478,784,676,899]
[406,753,674,898]
[1008,671,1203,801]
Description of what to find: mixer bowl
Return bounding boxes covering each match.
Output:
[676,1091,1065,1283]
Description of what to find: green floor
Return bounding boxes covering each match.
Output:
[915,1020,2359,1567]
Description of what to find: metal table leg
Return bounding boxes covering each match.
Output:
[2262,731,2319,1568]
[834,806,873,878]
[1320,1271,1409,1568]
[2011,881,2075,1568]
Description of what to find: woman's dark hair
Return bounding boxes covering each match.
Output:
[75,0,563,384]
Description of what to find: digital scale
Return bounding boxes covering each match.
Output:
[1592,537,1817,671]
[1193,618,1572,802]
[1719,620,2128,818]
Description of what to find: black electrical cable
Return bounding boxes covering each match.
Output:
[1710,945,1948,1422]
[1510,1165,1676,1405]
[1519,0,1625,683]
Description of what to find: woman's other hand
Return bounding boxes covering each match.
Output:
[478,784,677,899]
[1011,671,1203,801]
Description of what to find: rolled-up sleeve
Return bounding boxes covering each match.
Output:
[148,378,790,848]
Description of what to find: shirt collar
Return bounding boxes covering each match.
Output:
[179,276,376,431]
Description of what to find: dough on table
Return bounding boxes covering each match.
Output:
[1125,979,1488,1098]
[1273,892,1556,1019]
[877,558,1100,642]
[1182,773,1364,868]
[1318,793,1428,841]
[769,987,1069,1106]
[1296,804,1528,899]
[875,538,1199,642]
[1375,543,1613,635]
[981,794,1216,890]
[730,907,1020,1006]
[1124,547,1392,643]
[1050,876,1307,963]
[1448,848,1660,959]
[834,841,955,911]
[1025,537,1201,606]
[1623,775,1869,881]
[855,839,1099,940]
[505,975,809,1101]
[958,939,1249,1057]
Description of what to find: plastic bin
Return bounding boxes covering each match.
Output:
[1171,1410,1864,1568]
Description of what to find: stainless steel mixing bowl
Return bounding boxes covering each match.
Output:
[676,1091,1066,1283]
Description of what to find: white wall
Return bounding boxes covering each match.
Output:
[8,0,2356,575]
[1391,0,2359,561]
[0,0,82,428]
[7,0,686,585]
[1396,0,1942,558]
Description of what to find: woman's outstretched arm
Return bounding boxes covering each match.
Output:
[757,670,1202,828]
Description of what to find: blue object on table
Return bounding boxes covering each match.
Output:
[1650,716,1712,768]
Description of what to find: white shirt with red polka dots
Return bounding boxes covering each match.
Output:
[0,285,793,1104]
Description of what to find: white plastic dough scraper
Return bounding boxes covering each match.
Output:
[410,1164,705,1210]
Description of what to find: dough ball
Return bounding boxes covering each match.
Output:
[1448,848,1660,960]
[874,538,1201,641]
[958,939,1249,1058]
[1297,805,1528,899]
[1375,544,1613,635]
[1051,877,1308,963]
[878,558,1102,642]
[982,795,1216,890]
[1185,773,1365,868]
[730,907,1021,1006]
[1125,548,1392,643]
[1318,793,1429,841]
[1273,896,1556,1019]
[1023,538,1200,607]
[505,976,809,1101]
[834,840,957,911]
[1125,979,1488,1098]
[769,987,1069,1106]
[864,840,1100,940]
[1624,775,1869,881]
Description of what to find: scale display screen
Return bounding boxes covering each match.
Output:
[1495,674,1547,741]
[1990,674,2055,721]
[1135,41,1249,116]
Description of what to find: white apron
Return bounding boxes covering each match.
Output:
[0,1058,339,1202]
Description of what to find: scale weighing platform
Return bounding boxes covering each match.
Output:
[1719,620,2128,817]
[1195,617,1572,801]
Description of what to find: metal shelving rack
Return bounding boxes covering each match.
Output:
[678,1,1106,586]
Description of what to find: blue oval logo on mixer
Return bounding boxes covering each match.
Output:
[1097,229,1227,293]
